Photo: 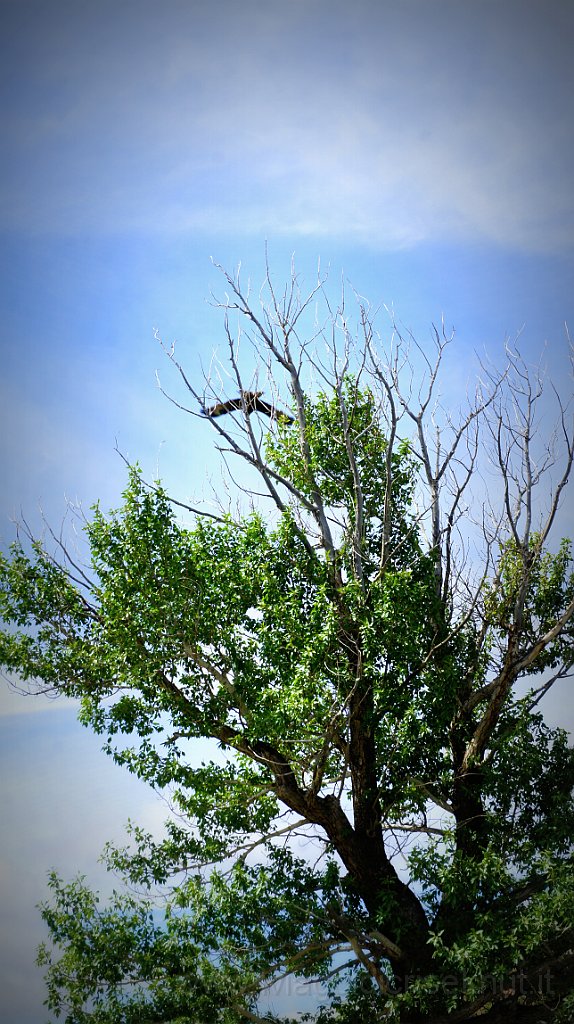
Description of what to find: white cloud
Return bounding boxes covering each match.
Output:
[1,0,573,251]
[0,705,168,1022]
[0,678,79,717]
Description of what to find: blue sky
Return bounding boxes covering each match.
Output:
[1,1,573,1021]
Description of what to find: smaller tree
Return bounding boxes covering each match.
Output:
[1,262,573,1023]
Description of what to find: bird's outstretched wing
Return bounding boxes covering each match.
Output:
[203,391,294,424]
[252,396,294,424]
[202,391,262,417]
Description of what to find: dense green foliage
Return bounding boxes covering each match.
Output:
[1,281,573,1023]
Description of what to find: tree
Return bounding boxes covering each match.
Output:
[1,262,574,1024]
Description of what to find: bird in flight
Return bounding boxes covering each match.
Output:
[203,390,294,424]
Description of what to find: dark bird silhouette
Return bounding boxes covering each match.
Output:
[203,390,294,424]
